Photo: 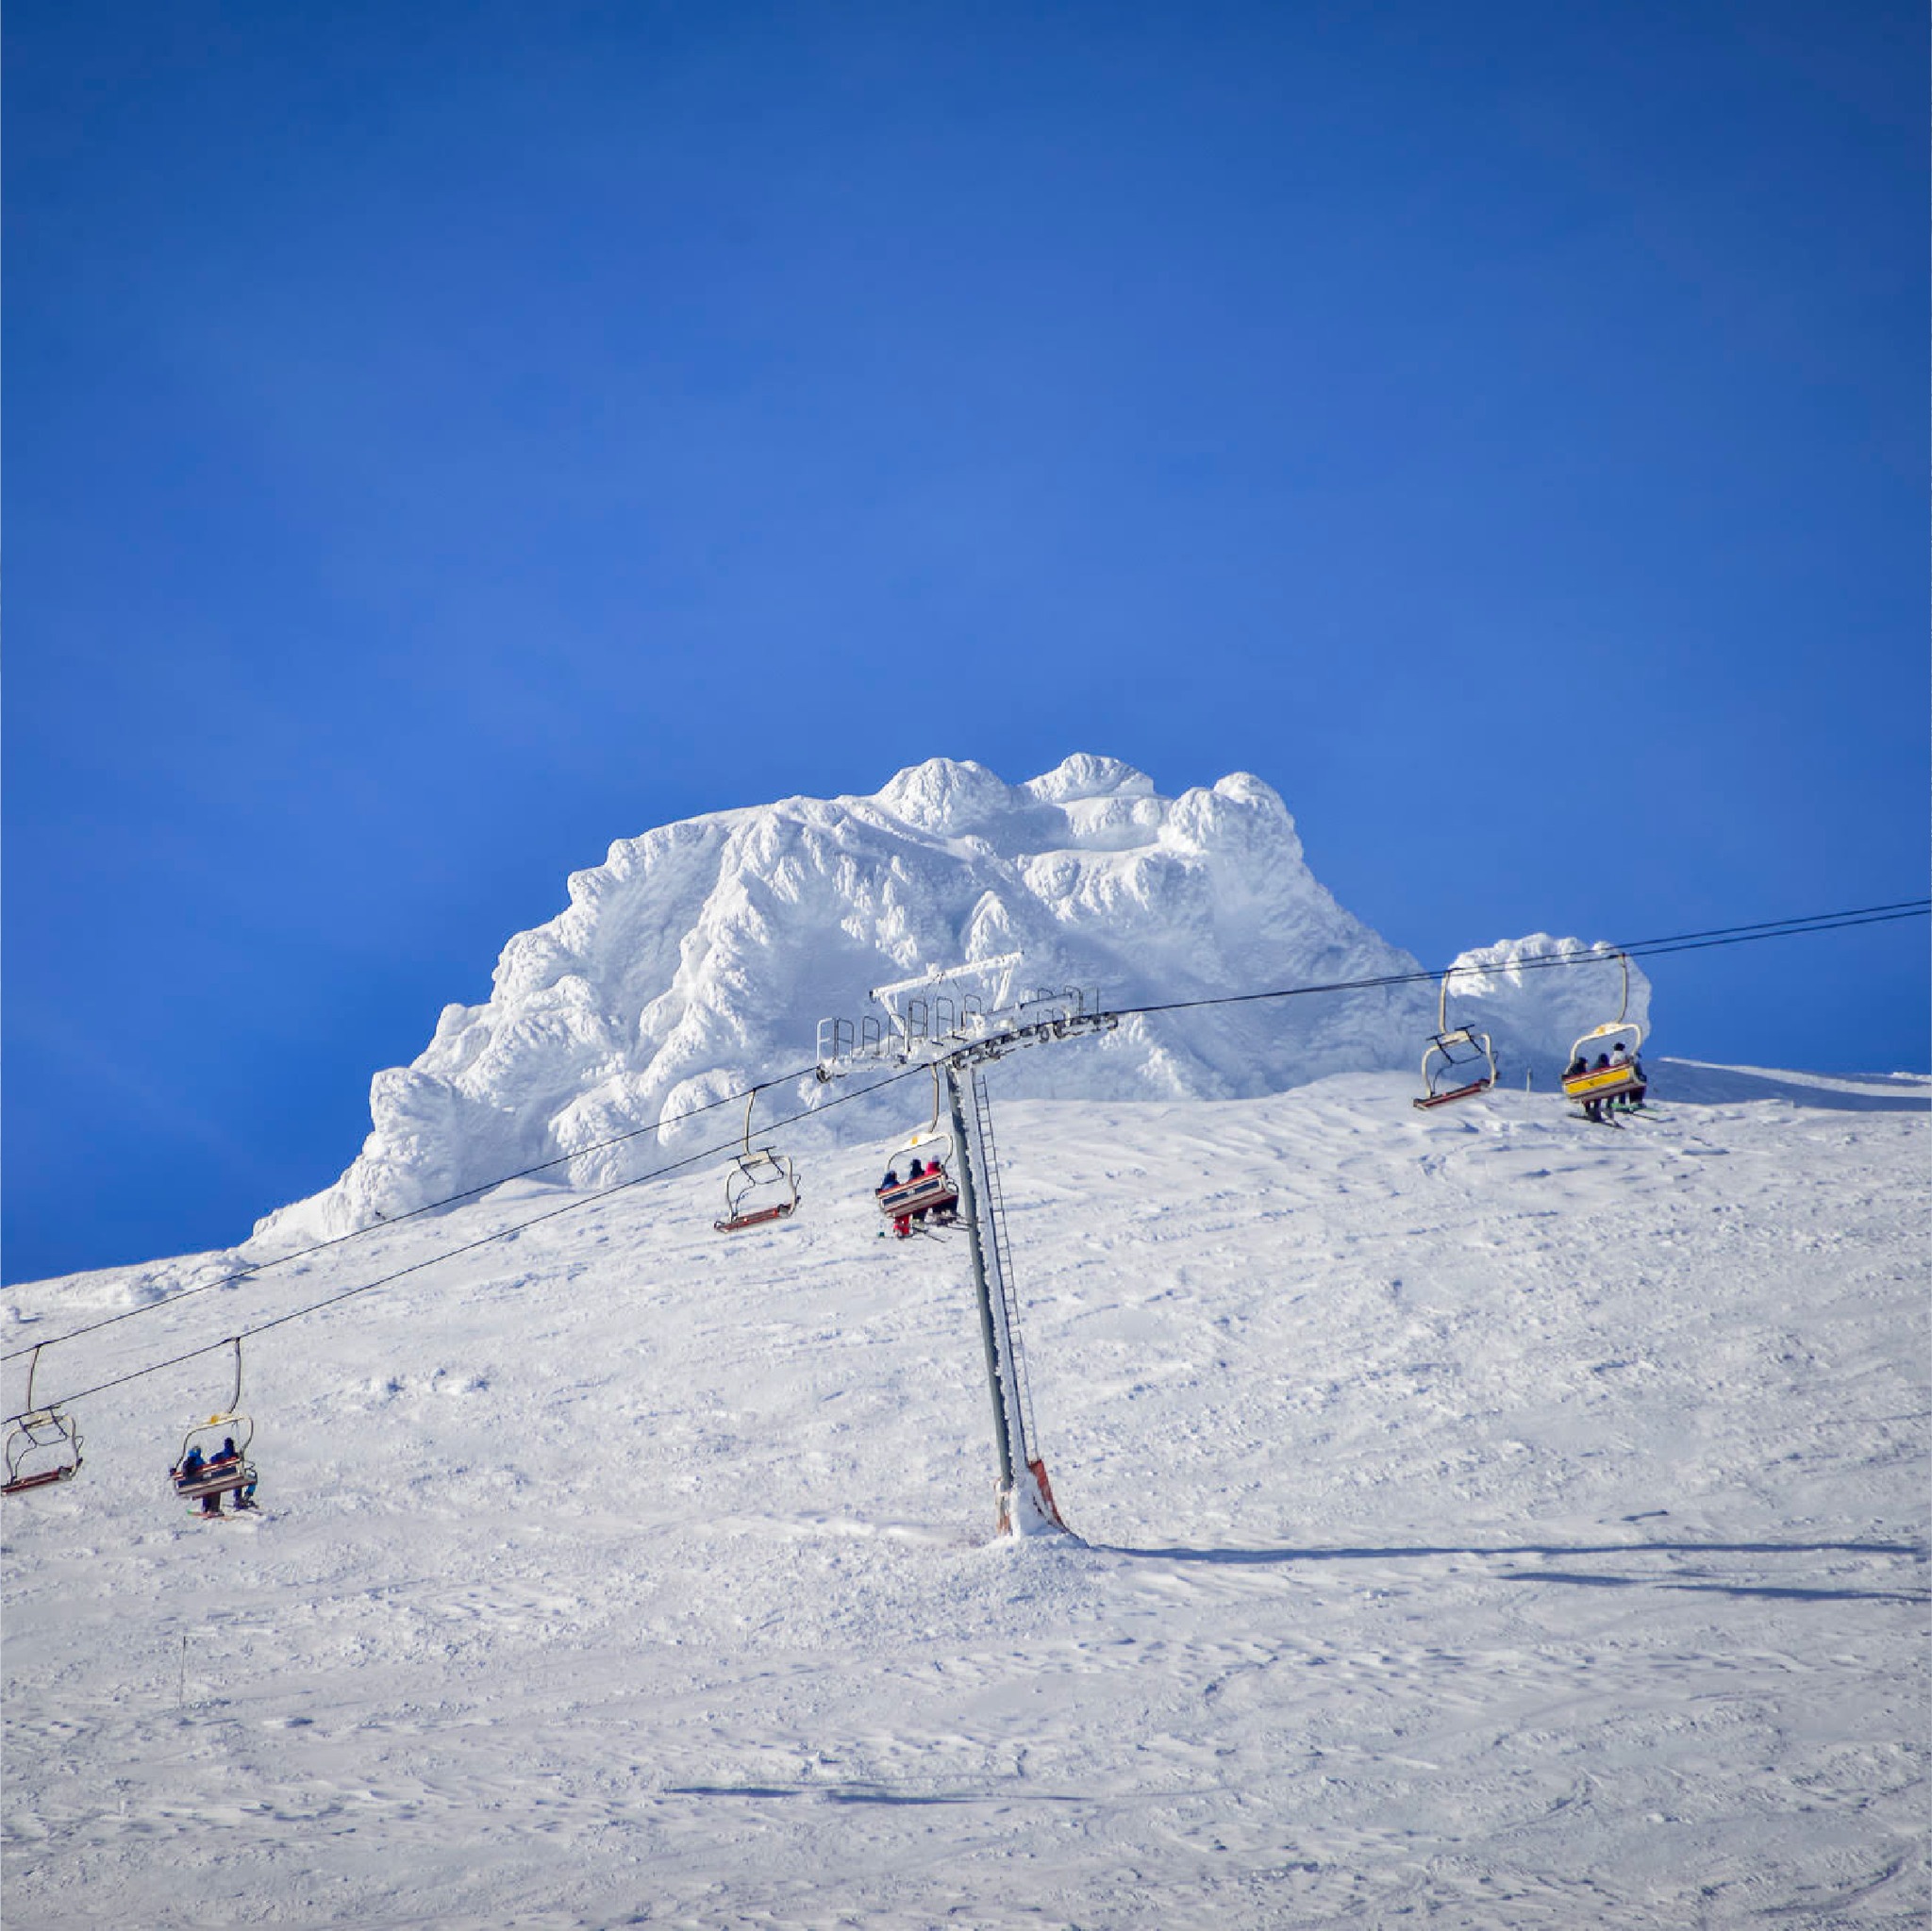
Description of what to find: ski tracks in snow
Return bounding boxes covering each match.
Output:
[4,1069,1927,1926]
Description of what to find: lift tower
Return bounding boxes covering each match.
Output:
[817,963,1115,1538]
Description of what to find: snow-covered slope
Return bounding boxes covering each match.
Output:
[253,756,1647,1247]
[4,1068,1924,1928]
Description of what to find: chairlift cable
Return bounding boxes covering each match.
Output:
[25,1061,931,1418]
[1107,901,1929,1023]
[2,1059,823,1366]
[8,895,1923,1388]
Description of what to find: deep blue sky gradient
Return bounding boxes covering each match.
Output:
[7,1,1926,1282]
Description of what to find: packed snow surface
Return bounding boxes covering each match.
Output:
[4,1062,1925,1928]
[254,756,1646,1246]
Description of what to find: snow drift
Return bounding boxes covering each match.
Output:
[254,757,1646,1245]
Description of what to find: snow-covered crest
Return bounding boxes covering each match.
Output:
[255,757,1646,1243]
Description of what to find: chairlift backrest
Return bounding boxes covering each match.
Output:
[176,1410,254,1465]
[1565,1020,1645,1066]
[726,1146,796,1203]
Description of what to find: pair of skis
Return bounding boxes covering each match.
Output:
[187,1499,263,1523]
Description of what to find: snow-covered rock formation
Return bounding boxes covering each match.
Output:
[252,756,1647,1245]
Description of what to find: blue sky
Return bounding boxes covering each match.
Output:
[7,1,1925,1284]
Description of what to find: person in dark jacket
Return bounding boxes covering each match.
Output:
[176,1444,224,1514]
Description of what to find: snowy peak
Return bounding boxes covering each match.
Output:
[250,757,1644,1247]
[1021,753,1158,805]
[871,757,1021,837]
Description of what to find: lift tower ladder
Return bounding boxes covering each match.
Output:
[968,1071,1045,1489]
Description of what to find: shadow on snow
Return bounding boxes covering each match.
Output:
[1099,1538,1928,1606]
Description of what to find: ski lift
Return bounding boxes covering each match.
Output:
[1561,951,1648,1115]
[875,1064,960,1239]
[1413,970,1497,1110]
[169,1338,259,1513]
[1,1346,82,1496]
[713,1092,801,1234]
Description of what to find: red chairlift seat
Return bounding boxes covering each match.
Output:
[713,1096,801,1234]
[172,1454,258,1503]
[1412,1026,1496,1111]
[1414,1070,1495,1110]
[1411,971,1496,1111]
[876,1067,962,1239]
[2,1354,83,1497]
[877,1165,959,1229]
[715,1196,797,1235]
[169,1343,258,1509]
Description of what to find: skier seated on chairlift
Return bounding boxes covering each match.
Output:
[1564,1056,1605,1124]
[1616,1046,1648,1112]
[209,1435,258,1510]
[202,1437,240,1516]
[1563,1055,1591,1117]
[875,1162,912,1237]
[925,1159,956,1226]
[174,1444,225,1515]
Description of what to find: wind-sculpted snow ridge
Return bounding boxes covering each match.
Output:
[250,756,1636,1247]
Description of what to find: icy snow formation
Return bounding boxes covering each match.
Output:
[254,757,1645,1244]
